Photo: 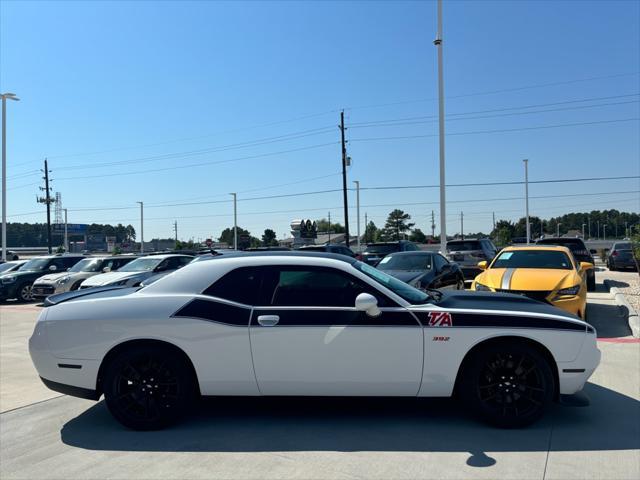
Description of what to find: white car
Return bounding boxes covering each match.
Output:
[29,253,600,430]
[78,254,193,289]
[31,256,137,299]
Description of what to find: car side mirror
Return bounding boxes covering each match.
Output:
[355,293,381,317]
[580,261,594,271]
[102,267,111,273]
[477,261,488,270]
[49,265,57,271]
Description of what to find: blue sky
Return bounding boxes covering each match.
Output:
[2,0,639,242]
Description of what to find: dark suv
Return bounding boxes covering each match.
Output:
[298,244,356,258]
[361,241,420,266]
[535,237,596,291]
[0,254,86,302]
[446,238,498,282]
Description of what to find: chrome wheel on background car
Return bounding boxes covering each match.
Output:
[18,283,34,302]
[103,346,195,430]
[459,343,554,428]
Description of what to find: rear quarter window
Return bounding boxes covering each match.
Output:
[203,267,262,305]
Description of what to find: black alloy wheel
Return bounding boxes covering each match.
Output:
[103,346,195,430]
[459,343,554,428]
[18,283,34,302]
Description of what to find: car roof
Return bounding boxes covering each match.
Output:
[500,245,572,253]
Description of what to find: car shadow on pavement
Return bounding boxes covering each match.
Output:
[605,279,631,289]
[586,302,631,338]
[61,382,639,464]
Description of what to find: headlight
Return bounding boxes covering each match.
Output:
[56,277,70,285]
[1,276,16,284]
[555,285,580,297]
[475,283,492,292]
[109,279,130,287]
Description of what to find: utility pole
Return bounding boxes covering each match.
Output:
[603,225,607,241]
[431,210,436,239]
[63,208,68,253]
[434,0,447,255]
[328,211,332,244]
[582,223,586,240]
[353,180,361,253]
[230,193,237,250]
[524,159,530,244]
[625,221,628,237]
[173,220,178,249]
[557,222,561,238]
[339,110,350,247]
[36,159,54,254]
[588,216,591,240]
[136,201,144,253]
[1,92,19,262]
[364,212,368,243]
[492,212,495,233]
[460,211,464,240]
[597,220,600,240]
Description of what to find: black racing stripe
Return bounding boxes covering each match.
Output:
[173,298,250,326]
[414,311,586,331]
[252,309,418,327]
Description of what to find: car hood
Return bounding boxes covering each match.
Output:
[34,272,71,283]
[81,271,149,286]
[476,268,578,291]
[382,270,425,283]
[429,290,581,321]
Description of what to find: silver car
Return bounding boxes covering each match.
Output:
[446,238,498,282]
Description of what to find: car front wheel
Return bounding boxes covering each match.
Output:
[458,343,554,428]
[18,283,34,302]
[103,346,196,430]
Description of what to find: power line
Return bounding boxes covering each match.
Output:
[348,93,640,126]
[350,118,640,142]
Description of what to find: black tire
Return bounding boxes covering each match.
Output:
[608,262,616,272]
[458,342,554,428]
[70,281,83,291]
[587,273,596,292]
[103,346,196,430]
[456,277,465,290]
[17,283,34,302]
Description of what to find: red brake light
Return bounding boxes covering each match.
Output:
[612,251,618,256]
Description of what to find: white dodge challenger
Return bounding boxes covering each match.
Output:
[29,253,601,430]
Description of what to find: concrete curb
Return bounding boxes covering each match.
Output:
[604,280,640,338]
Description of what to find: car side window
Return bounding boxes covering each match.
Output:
[175,257,192,269]
[51,258,67,270]
[260,266,392,308]
[203,267,262,305]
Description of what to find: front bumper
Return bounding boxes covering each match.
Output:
[31,283,63,299]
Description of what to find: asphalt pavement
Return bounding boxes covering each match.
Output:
[0,270,638,480]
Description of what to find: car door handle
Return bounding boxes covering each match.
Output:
[257,315,280,327]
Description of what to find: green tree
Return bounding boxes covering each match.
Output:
[409,228,427,243]
[262,229,278,246]
[315,218,345,234]
[364,221,380,243]
[382,209,415,241]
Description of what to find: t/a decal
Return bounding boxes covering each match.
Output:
[428,311,453,327]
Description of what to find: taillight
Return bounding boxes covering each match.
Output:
[612,251,618,257]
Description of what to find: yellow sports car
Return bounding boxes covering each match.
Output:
[472,245,593,319]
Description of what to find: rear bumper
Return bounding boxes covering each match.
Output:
[557,340,601,395]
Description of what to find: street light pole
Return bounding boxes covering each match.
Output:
[1,92,19,262]
[582,223,586,240]
[557,222,561,237]
[353,181,360,253]
[230,193,237,250]
[63,208,68,252]
[524,159,530,244]
[597,220,600,240]
[434,0,447,255]
[136,201,144,253]
[603,225,607,241]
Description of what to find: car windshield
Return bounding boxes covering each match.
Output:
[377,254,432,271]
[492,250,573,270]
[17,258,51,272]
[365,244,398,254]
[0,262,19,273]
[614,243,632,250]
[69,258,105,272]
[300,246,327,252]
[447,241,481,251]
[117,257,163,272]
[353,261,431,304]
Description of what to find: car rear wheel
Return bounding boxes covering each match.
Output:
[103,346,196,430]
[459,343,554,428]
[18,283,34,302]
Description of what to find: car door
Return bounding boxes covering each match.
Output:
[249,265,423,396]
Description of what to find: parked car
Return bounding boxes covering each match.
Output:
[31,252,600,430]
[298,244,356,257]
[31,255,137,300]
[535,237,596,291]
[376,251,464,290]
[360,241,419,266]
[607,242,637,271]
[0,254,86,302]
[79,254,193,289]
[0,250,20,261]
[0,260,27,274]
[472,245,592,319]
[445,238,498,282]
